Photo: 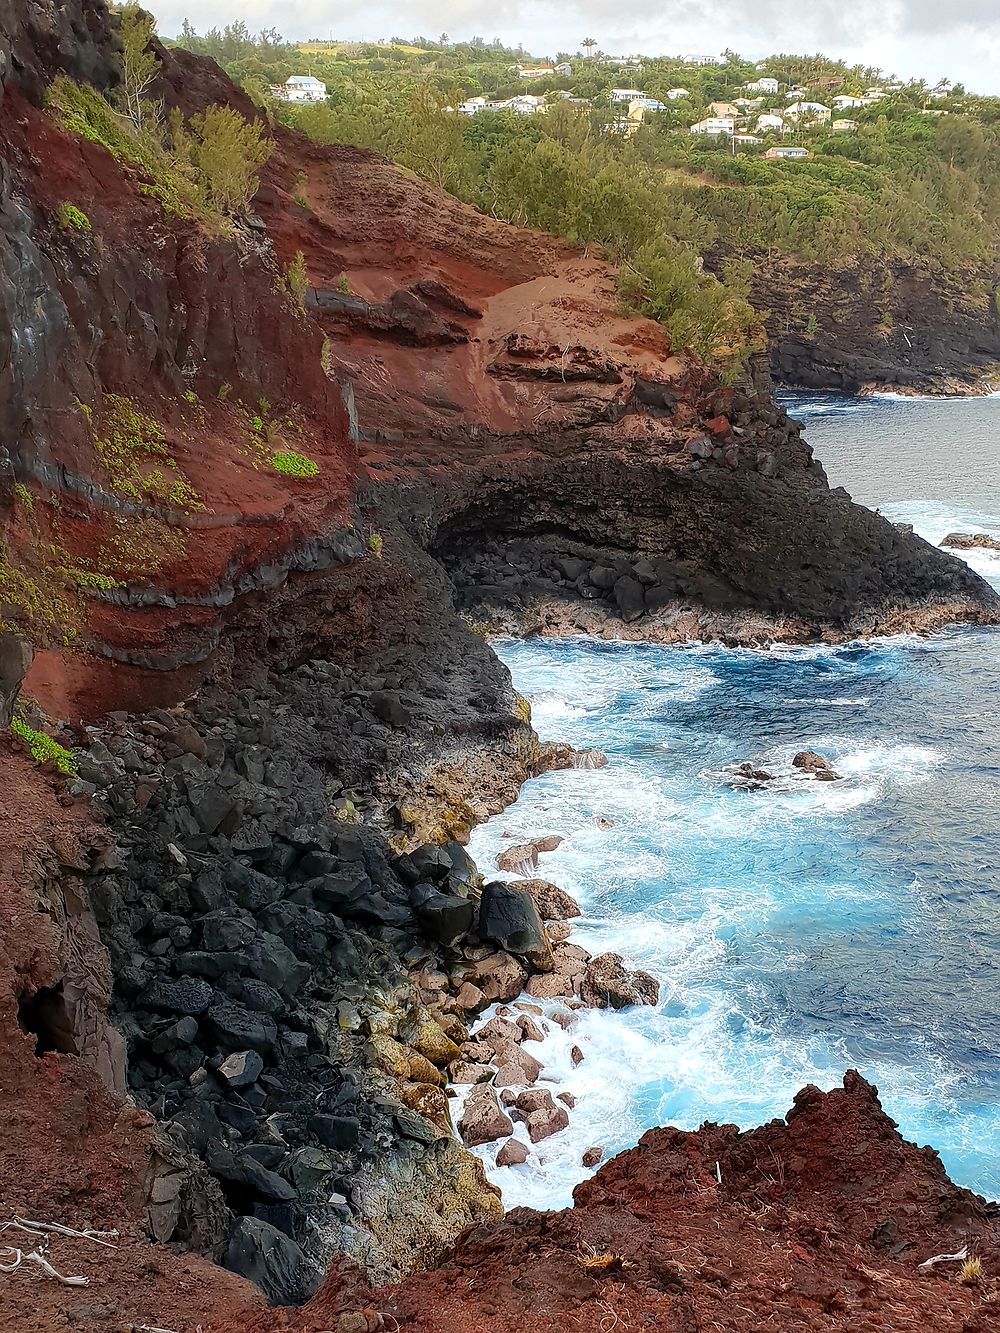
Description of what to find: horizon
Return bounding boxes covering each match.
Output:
[149,0,1000,96]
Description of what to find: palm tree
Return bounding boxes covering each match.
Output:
[582,37,597,58]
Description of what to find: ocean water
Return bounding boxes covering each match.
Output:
[466,391,1000,1210]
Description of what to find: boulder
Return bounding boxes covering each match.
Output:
[217,1050,264,1089]
[792,750,842,781]
[478,882,551,969]
[511,878,581,921]
[369,690,410,727]
[517,1013,545,1043]
[454,980,488,1014]
[412,884,475,948]
[614,576,646,622]
[448,1061,493,1085]
[513,1088,557,1115]
[582,1145,604,1167]
[472,952,530,1003]
[580,953,659,1010]
[206,1001,278,1053]
[571,1045,584,1065]
[308,1114,360,1150]
[0,632,31,727]
[140,976,214,1017]
[225,1217,318,1305]
[493,1044,543,1088]
[496,1137,529,1167]
[458,1084,514,1147]
[474,1015,523,1053]
[941,531,1000,551]
[589,564,618,591]
[495,843,538,873]
[526,1104,569,1143]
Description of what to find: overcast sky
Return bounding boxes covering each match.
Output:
[151,1,1000,94]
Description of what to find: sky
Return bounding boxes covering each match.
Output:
[150,0,1000,94]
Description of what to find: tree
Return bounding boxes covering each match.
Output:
[582,37,597,58]
[176,104,273,214]
[115,2,159,130]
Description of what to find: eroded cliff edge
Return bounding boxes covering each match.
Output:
[1,6,1000,1331]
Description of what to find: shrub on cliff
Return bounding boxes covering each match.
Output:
[169,104,272,215]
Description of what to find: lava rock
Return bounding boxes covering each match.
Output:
[308,1114,360,1150]
[218,1050,264,1089]
[580,953,659,1009]
[478,882,551,969]
[614,576,646,622]
[224,1217,318,1305]
[458,1084,514,1147]
[140,977,213,1017]
[496,1138,529,1166]
[206,1001,278,1053]
[412,883,475,947]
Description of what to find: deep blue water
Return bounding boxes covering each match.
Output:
[466,391,1000,1209]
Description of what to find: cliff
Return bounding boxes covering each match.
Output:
[1,7,999,1332]
[738,254,1000,395]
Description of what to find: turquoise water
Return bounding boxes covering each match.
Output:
[467,392,1000,1209]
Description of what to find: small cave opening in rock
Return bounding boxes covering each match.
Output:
[17,982,78,1057]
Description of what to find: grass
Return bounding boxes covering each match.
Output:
[961,1257,983,1285]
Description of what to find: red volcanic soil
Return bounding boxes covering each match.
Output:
[210,1073,1000,1333]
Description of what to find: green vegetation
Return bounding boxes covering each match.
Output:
[368,531,384,557]
[270,449,320,478]
[286,250,309,307]
[156,28,1000,361]
[90,394,205,511]
[56,202,92,232]
[168,103,273,214]
[10,713,78,777]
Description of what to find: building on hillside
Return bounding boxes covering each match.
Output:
[507,94,545,113]
[708,100,740,118]
[609,87,645,103]
[929,84,950,98]
[275,75,327,103]
[631,96,666,111]
[733,97,764,111]
[833,95,868,110]
[745,77,779,93]
[683,54,726,65]
[732,133,762,146]
[784,87,806,100]
[458,96,487,114]
[756,112,788,132]
[784,101,831,122]
[665,87,691,100]
[765,145,809,159]
[832,118,858,131]
[690,116,735,135]
[598,55,643,70]
[518,65,555,77]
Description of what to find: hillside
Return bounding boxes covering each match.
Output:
[1,4,999,1331]
[171,26,1000,393]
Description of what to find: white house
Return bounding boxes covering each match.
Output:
[784,87,806,100]
[609,87,644,103]
[784,101,831,122]
[507,94,545,113]
[765,145,809,159]
[832,118,857,131]
[690,116,735,135]
[276,75,327,103]
[732,133,762,145]
[631,96,666,111]
[833,95,868,110]
[517,64,568,78]
[458,96,487,114]
[598,55,643,70]
[756,112,787,132]
[665,87,691,100]
[746,77,779,93]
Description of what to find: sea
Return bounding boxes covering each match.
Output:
[466,391,1000,1211]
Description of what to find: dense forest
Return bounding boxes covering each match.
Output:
[167,22,1000,372]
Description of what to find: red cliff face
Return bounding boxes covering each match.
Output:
[1,14,1000,1333]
